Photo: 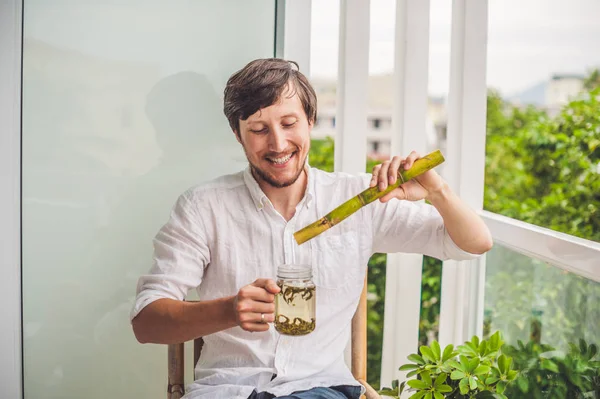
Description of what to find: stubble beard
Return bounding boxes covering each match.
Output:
[249,152,308,188]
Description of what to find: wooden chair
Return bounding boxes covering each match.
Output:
[167,276,381,399]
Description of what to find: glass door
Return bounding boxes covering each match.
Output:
[21,1,277,397]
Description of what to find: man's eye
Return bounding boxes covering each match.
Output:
[251,128,268,133]
[282,121,297,128]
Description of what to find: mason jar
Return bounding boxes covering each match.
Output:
[275,264,316,336]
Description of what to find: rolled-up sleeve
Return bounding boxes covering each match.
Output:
[130,191,210,322]
[370,194,480,261]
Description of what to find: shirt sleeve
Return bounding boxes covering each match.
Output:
[365,175,480,261]
[130,190,210,322]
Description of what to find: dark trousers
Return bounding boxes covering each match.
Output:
[247,385,362,399]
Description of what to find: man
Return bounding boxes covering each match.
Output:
[131,58,493,399]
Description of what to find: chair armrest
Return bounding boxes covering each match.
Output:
[168,342,185,399]
[357,379,382,399]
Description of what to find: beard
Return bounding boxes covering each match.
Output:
[248,151,308,188]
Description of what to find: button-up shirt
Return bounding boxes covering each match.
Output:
[130,165,478,399]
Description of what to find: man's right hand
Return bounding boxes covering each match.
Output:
[233,278,281,332]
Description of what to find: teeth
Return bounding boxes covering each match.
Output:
[269,153,293,164]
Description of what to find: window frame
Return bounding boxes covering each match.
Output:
[0,0,23,396]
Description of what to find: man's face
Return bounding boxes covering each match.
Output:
[237,88,312,189]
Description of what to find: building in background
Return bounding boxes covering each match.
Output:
[545,74,585,114]
[312,72,588,160]
[311,75,446,160]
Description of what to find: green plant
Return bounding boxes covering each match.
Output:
[503,338,600,398]
[379,331,518,398]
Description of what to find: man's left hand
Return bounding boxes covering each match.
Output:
[369,151,445,202]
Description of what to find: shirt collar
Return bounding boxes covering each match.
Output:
[242,162,315,211]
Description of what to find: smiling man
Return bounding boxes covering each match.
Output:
[130,58,493,399]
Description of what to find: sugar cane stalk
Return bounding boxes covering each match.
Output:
[293,149,445,245]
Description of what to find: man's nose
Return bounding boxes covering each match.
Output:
[268,127,288,153]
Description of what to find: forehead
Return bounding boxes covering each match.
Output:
[245,90,305,123]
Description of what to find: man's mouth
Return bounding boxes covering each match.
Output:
[266,151,296,166]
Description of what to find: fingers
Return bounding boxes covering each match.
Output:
[370,164,381,187]
[403,151,420,170]
[388,156,402,184]
[238,310,275,324]
[235,279,279,332]
[378,160,391,191]
[252,278,281,295]
[235,299,275,315]
[236,300,275,332]
[240,321,271,332]
[237,286,274,306]
[371,156,403,191]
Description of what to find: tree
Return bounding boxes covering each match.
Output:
[484,86,600,241]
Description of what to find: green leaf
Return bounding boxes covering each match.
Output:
[517,375,529,392]
[433,392,443,399]
[459,378,470,395]
[589,343,598,359]
[496,380,506,394]
[485,376,499,385]
[459,355,470,370]
[421,371,432,386]
[479,341,487,356]
[433,373,447,388]
[474,365,491,375]
[489,332,501,350]
[468,358,480,373]
[497,354,508,374]
[446,360,462,370]
[442,344,455,362]
[406,369,421,378]
[378,388,399,398]
[399,381,406,395]
[437,384,452,393]
[469,375,477,390]
[407,379,429,390]
[579,338,587,354]
[451,370,466,380]
[409,392,426,399]
[408,354,426,365]
[420,346,436,363]
[424,393,432,399]
[399,364,420,371]
[431,340,441,360]
[540,358,559,373]
[392,379,398,389]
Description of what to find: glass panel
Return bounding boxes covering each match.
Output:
[485,0,600,242]
[21,1,275,397]
[484,243,600,397]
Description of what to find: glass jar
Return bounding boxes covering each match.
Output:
[275,264,316,336]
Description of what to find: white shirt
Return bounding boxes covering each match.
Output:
[130,166,479,399]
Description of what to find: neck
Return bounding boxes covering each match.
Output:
[255,168,308,221]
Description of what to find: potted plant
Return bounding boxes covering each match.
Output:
[379,331,518,398]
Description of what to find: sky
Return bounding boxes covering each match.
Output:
[310,0,600,97]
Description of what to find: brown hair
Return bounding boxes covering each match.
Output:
[223,58,317,134]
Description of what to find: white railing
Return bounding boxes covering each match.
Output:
[481,211,600,283]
